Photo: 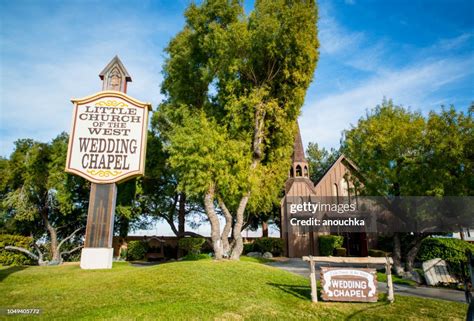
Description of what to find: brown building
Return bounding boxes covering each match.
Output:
[281,123,375,258]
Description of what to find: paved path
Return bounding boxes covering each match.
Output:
[267,258,468,303]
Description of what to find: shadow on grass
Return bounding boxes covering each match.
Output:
[0,266,28,282]
[344,301,390,320]
[267,282,313,301]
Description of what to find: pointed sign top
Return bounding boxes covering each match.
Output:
[99,55,132,81]
[99,56,132,93]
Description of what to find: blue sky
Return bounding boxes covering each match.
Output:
[1,0,473,157]
[1,0,472,236]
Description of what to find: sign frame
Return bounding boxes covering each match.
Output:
[302,256,394,303]
[65,90,152,184]
[320,267,378,302]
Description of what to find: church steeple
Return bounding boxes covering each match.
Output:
[290,122,309,178]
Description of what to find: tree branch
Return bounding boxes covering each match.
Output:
[60,245,83,257]
[4,246,39,260]
[32,243,44,263]
[218,197,233,255]
[57,227,84,253]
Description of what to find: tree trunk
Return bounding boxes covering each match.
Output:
[262,221,268,237]
[178,192,186,237]
[226,104,264,260]
[118,216,130,238]
[406,234,425,272]
[41,209,61,263]
[230,194,250,260]
[204,184,223,259]
[218,198,233,256]
[392,233,404,275]
[177,192,186,258]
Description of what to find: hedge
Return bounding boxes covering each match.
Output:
[368,249,389,257]
[243,243,254,254]
[319,235,344,256]
[0,234,34,266]
[417,237,474,277]
[127,240,148,261]
[178,237,205,256]
[335,247,347,257]
[253,238,283,256]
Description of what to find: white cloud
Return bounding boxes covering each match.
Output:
[317,2,389,74]
[300,56,474,150]
[318,9,364,55]
[0,4,178,156]
[300,3,474,151]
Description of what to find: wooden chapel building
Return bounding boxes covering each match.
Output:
[280,123,375,258]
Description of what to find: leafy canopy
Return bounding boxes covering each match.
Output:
[156,0,319,212]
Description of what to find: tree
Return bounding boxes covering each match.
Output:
[1,133,89,264]
[342,100,473,274]
[139,130,205,240]
[157,0,319,259]
[114,179,145,238]
[306,142,339,183]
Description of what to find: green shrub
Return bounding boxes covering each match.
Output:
[119,248,127,260]
[243,243,254,254]
[0,234,34,266]
[417,237,474,277]
[319,235,344,256]
[178,237,205,255]
[60,242,82,262]
[335,247,347,256]
[253,238,283,256]
[127,241,148,261]
[369,249,388,257]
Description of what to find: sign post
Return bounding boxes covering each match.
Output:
[66,56,151,269]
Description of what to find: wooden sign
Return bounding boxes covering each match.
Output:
[320,267,378,302]
[66,90,151,184]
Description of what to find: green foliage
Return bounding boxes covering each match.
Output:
[119,248,127,260]
[178,237,206,255]
[0,234,34,266]
[127,241,149,261]
[243,242,254,254]
[157,0,319,218]
[335,247,347,257]
[60,242,82,262]
[1,133,88,242]
[342,100,473,198]
[343,100,426,197]
[253,237,283,255]
[369,249,389,257]
[306,142,340,183]
[417,237,474,276]
[342,101,473,270]
[318,235,344,256]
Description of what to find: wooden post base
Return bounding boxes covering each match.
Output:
[81,183,116,269]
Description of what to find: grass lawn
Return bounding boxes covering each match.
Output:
[376,271,418,287]
[0,258,467,320]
